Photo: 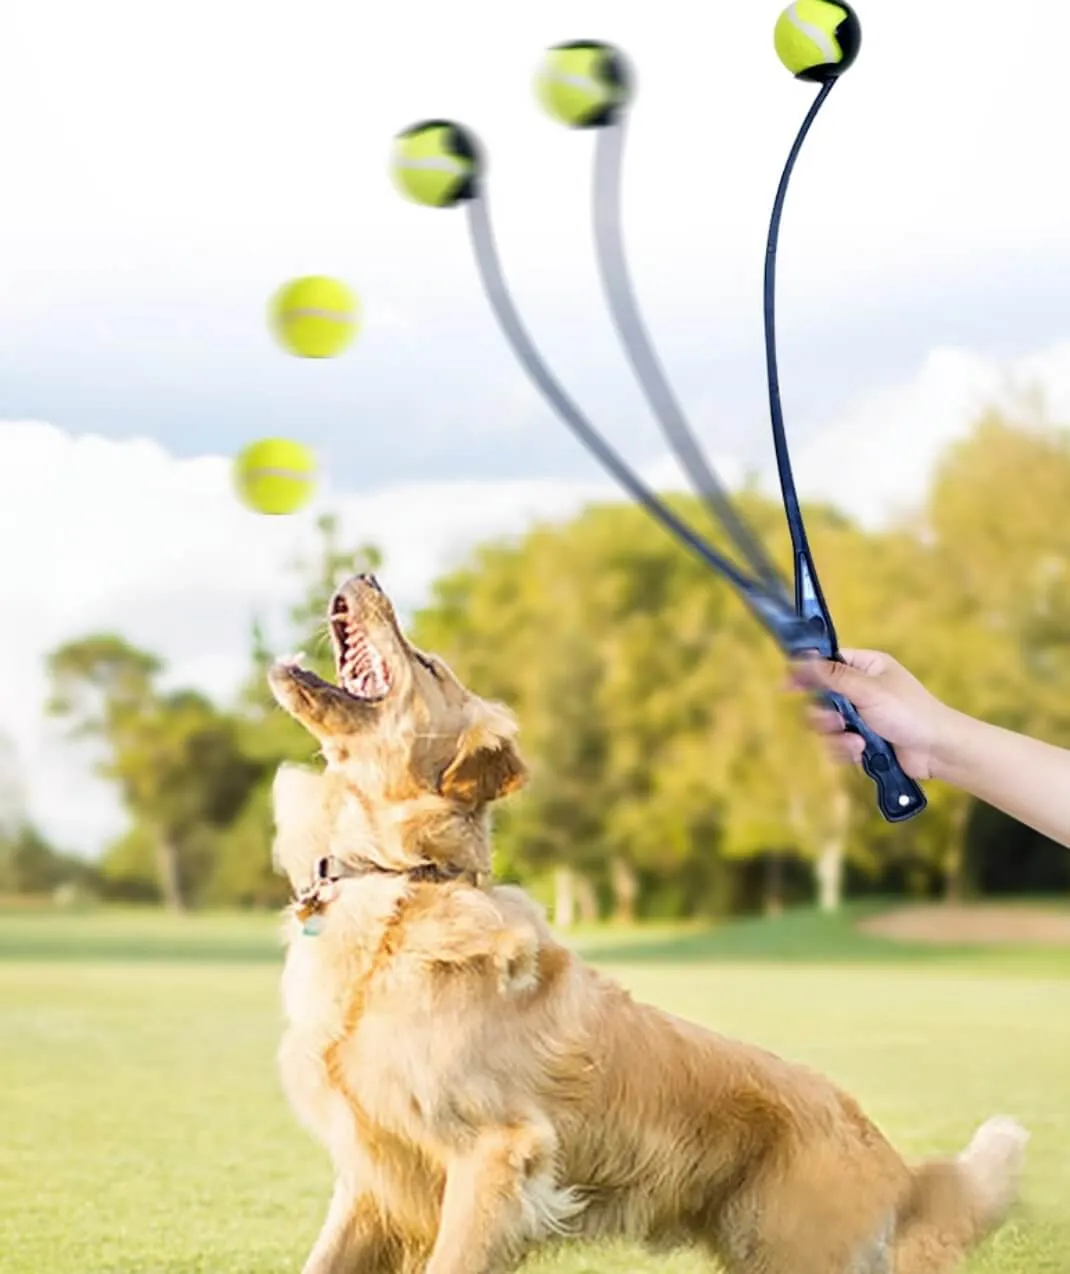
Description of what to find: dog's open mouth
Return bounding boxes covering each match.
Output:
[330,596,393,702]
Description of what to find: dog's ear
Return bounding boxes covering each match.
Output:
[439,700,528,808]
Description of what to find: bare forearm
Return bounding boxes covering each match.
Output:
[934,710,1070,847]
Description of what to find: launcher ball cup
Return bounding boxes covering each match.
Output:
[391,120,482,208]
[535,41,632,128]
[774,1,861,82]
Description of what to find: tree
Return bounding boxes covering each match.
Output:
[416,493,822,919]
[36,411,1069,917]
[0,824,98,897]
[897,411,1070,897]
[0,732,24,843]
[415,533,609,922]
[46,637,261,909]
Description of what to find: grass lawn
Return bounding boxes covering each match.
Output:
[1,906,1068,1273]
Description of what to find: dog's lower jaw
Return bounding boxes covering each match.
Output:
[268,659,376,740]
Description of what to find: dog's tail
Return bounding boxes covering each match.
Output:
[892,1115,1028,1274]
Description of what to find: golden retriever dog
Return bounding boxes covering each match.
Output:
[267,572,1027,1274]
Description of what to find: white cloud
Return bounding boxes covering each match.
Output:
[0,421,612,854]
[790,341,1070,527]
[5,338,1070,855]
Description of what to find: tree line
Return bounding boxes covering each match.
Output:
[3,410,1070,920]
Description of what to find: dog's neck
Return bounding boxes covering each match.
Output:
[272,764,494,897]
[359,790,493,880]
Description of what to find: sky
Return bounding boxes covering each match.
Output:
[4,0,1070,854]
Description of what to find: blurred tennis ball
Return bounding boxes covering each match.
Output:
[391,120,481,208]
[535,41,631,128]
[270,276,359,358]
[774,1,861,82]
[233,437,317,515]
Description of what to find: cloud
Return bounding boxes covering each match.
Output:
[0,422,613,854]
[4,0,1070,481]
[790,341,1070,528]
[3,336,1070,855]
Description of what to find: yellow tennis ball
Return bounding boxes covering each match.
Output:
[391,120,481,209]
[270,276,359,358]
[774,1,861,82]
[233,438,317,515]
[535,41,631,129]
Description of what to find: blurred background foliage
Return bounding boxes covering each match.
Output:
[4,409,1070,920]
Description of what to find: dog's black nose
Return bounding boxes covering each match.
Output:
[356,572,382,592]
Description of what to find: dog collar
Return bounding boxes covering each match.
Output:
[292,854,468,935]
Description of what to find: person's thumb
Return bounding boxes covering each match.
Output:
[791,656,883,708]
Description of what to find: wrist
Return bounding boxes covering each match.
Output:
[928,704,978,786]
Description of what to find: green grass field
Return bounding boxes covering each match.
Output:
[2,906,1068,1273]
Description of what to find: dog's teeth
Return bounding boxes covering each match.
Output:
[336,626,389,700]
[277,651,307,669]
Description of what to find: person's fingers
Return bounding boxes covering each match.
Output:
[806,706,845,735]
[790,656,878,704]
[789,658,826,689]
[829,733,866,765]
[838,648,890,676]
[787,656,826,692]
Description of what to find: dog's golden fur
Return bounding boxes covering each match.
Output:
[268,574,1027,1274]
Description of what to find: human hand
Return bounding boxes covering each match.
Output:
[790,649,957,782]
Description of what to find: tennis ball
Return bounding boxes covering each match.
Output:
[535,41,631,128]
[270,276,359,358]
[391,120,481,208]
[774,1,861,82]
[233,438,317,515]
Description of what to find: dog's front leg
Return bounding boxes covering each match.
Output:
[301,1178,396,1274]
[424,1123,576,1274]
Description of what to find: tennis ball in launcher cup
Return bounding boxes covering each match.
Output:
[535,41,632,128]
[391,120,482,208]
[774,1,861,82]
[233,437,317,515]
[270,276,359,358]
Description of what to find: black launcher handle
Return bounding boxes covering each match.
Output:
[829,686,927,822]
[788,555,926,823]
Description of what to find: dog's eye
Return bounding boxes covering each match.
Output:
[415,653,440,679]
